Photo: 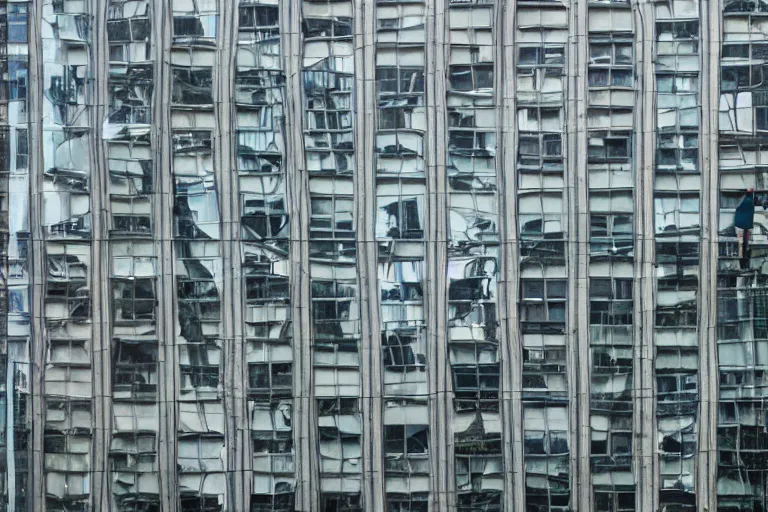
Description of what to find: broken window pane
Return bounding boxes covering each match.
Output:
[173,0,217,45]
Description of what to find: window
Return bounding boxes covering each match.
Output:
[517,45,565,96]
[173,177,220,240]
[44,431,89,456]
[111,196,152,235]
[384,424,429,455]
[251,493,294,512]
[588,133,632,162]
[108,138,153,195]
[376,194,424,240]
[656,20,699,41]
[110,433,157,471]
[590,279,633,325]
[180,364,219,389]
[591,416,633,457]
[239,5,279,30]
[303,17,353,39]
[656,242,699,286]
[237,129,283,171]
[112,278,155,321]
[518,192,565,239]
[241,194,289,241]
[380,261,424,304]
[8,57,28,100]
[721,43,748,60]
[721,64,762,91]
[108,71,153,124]
[655,304,697,328]
[177,275,219,316]
[447,256,497,302]
[177,434,225,473]
[171,67,213,105]
[306,106,353,132]
[112,339,157,398]
[386,494,429,512]
[656,133,698,172]
[376,131,425,166]
[654,194,700,234]
[517,133,563,172]
[379,106,409,130]
[382,330,426,371]
[523,407,569,456]
[588,41,633,87]
[524,348,566,369]
[320,494,362,512]
[317,397,358,416]
[310,195,355,240]
[520,279,567,334]
[16,129,28,170]
[449,130,495,156]
[592,342,633,375]
[518,46,565,67]
[112,247,156,279]
[456,491,501,512]
[657,374,698,403]
[178,496,221,512]
[452,363,500,403]
[311,277,359,343]
[179,344,220,390]
[590,42,633,66]
[48,339,89,366]
[107,16,150,43]
[303,34,355,176]
[591,278,632,300]
[8,4,28,43]
[593,490,635,512]
[172,13,217,41]
[317,396,363,484]
[590,214,633,255]
[376,67,425,96]
[519,107,562,132]
[237,61,283,101]
[252,434,292,457]
[656,74,699,94]
[249,362,292,391]
[245,274,289,303]
[46,247,90,320]
[756,106,768,132]
[449,64,494,92]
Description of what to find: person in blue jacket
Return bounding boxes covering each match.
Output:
[735,188,756,269]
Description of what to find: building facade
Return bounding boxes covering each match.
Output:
[0,0,762,511]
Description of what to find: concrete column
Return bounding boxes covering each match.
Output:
[698,0,721,509]
[572,0,592,508]
[155,1,178,510]
[355,0,384,510]
[426,1,451,510]
[90,0,110,508]
[215,1,243,509]
[635,0,658,510]
[498,0,520,508]
[27,0,45,506]
[499,0,525,510]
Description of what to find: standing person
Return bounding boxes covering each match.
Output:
[735,188,756,269]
